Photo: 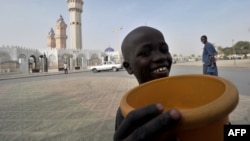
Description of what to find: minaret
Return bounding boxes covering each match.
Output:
[55,15,67,49]
[67,0,83,50]
[47,28,56,48]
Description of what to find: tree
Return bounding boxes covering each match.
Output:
[172,54,177,58]
[223,47,232,56]
[217,41,250,59]
[190,54,195,58]
[234,41,250,57]
[217,46,224,54]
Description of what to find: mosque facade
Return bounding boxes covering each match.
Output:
[0,0,122,74]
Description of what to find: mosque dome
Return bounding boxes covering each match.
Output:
[48,28,55,36]
[105,47,114,52]
[57,15,66,24]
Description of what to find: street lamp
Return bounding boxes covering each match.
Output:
[113,27,123,50]
[113,27,123,64]
[232,39,236,65]
[0,57,1,72]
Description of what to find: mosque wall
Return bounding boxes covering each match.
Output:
[43,48,59,69]
[0,45,122,74]
[0,46,40,73]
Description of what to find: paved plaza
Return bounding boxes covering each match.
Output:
[0,60,249,141]
[0,75,140,141]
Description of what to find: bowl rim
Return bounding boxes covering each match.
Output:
[120,74,239,129]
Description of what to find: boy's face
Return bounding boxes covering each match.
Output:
[123,27,172,84]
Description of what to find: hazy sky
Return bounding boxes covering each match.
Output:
[0,0,250,56]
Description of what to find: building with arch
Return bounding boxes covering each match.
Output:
[0,0,122,74]
[0,45,105,74]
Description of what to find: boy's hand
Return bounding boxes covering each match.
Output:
[114,104,182,141]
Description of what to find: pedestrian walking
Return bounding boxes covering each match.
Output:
[201,35,218,76]
[64,62,68,74]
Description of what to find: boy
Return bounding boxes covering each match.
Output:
[114,26,182,141]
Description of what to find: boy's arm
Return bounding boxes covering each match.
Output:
[115,107,124,131]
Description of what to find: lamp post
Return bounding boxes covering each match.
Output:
[112,27,123,64]
[232,39,236,65]
[0,58,1,72]
[113,27,123,50]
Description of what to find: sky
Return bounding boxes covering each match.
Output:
[0,0,250,56]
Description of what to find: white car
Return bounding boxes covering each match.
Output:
[90,61,123,72]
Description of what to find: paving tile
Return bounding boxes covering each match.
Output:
[22,120,46,132]
[45,120,79,133]
[22,132,48,141]
[3,112,22,120]
[64,111,89,120]
[0,133,22,141]
[0,121,22,132]
[96,131,114,141]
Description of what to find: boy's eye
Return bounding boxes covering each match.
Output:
[137,44,151,57]
[139,49,151,56]
[159,43,169,53]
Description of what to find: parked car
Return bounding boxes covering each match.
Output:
[90,61,123,72]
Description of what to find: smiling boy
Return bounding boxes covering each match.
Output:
[114,26,182,141]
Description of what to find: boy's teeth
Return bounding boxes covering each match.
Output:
[154,67,166,72]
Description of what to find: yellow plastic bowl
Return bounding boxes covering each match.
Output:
[120,74,239,141]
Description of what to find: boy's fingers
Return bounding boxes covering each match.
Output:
[114,104,164,140]
[127,109,181,141]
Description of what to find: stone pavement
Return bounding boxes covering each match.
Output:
[0,73,141,141]
[0,60,249,141]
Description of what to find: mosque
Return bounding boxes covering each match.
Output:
[0,0,122,74]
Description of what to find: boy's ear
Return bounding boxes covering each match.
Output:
[123,62,133,74]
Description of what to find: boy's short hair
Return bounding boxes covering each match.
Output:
[121,26,162,63]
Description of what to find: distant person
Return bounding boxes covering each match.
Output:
[114,26,182,141]
[64,62,68,74]
[201,35,218,76]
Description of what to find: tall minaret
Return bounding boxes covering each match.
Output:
[67,0,83,50]
[47,28,56,48]
[55,15,67,49]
